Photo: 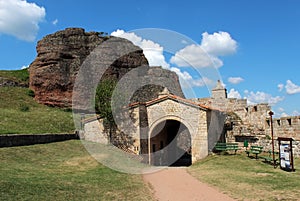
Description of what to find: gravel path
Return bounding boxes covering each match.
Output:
[143,167,236,201]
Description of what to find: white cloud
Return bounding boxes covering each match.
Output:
[111,29,169,68]
[278,107,285,113]
[170,31,237,68]
[0,0,46,41]
[244,90,284,106]
[111,29,215,89]
[278,83,284,92]
[170,67,213,88]
[228,88,242,99]
[170,67,192,81]
[285,80,300,95]
[170,44,223,68]
[192,77,214,87]
[292,110,300,116]
[201,32,237,56]
[21,65,29,69]
[228,77,244,84]
[281,112,289,117]
[52,19,58,25]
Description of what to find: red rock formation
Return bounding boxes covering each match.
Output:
[29,28,148,107]
[29,28,184,109]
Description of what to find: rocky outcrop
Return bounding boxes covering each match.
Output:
[130,66,184,102]
[29,28,184,108]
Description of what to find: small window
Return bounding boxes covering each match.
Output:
[253,106,258,112]
[245,107,249,112]
[287,118,292,126]
[277,120,281,126]
[266,120,270,126]
[152,144,156,152]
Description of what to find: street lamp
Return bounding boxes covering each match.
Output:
[268,111,276,168]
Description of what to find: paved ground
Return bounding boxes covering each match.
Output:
[143,168,236,201]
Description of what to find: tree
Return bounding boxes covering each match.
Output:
[95,79,117,143]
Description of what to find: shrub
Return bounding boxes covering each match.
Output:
[27,89,35,97]
[19,104,30,112]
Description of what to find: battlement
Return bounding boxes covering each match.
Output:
[266,116,300,140]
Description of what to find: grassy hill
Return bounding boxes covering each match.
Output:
[0,68,29,86]
[0,69,74,134]
[0,140,154,200]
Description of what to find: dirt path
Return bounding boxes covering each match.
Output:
[143,168,235,201]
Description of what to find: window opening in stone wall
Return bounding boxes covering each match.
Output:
[245,107,249,112]
[253,106,257,112]
[266,119,270,126]
[287,118,292,126]
[152,144,156,152]
[277,119,281,126]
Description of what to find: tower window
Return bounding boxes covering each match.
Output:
[253,106,257,112]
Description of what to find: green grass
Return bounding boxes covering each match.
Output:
[0,87,75,134]
[0,140,154,201]
[0,69,29,86]
[189,153,300,201]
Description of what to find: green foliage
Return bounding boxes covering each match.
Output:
[0,140,154,201]
[95,79,117,140]
[0,87,74,134]
[265,135,272,140]
[27,89,35,97]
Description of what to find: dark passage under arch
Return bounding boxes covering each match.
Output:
[150,120,192,166]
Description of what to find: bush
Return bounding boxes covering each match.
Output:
[19,104,30,112]
[27,89,35,97]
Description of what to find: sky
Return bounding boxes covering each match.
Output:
[0,0,300,117]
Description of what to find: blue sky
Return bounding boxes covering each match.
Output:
[0,0,300,117]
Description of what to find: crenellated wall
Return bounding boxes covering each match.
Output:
[195,81,299,157]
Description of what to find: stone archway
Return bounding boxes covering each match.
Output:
[149,119,192,166]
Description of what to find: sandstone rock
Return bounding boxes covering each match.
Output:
[29,28,184,108]
[29,28,149,107]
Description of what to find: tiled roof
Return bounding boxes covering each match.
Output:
[129,94,211,110]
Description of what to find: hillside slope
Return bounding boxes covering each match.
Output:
[0,85,74,134]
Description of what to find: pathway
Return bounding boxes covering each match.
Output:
[143,168,236,201]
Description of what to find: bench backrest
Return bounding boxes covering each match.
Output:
[250,146,263,152]
[215,142,238,148]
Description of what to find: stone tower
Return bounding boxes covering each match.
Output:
[212,80,227,99]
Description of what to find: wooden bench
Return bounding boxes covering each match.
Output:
[215,142,239,154]
[245,145,263,159]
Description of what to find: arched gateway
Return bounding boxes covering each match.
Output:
[83,88,226,166]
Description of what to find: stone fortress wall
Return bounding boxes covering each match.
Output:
[195,80,300,156]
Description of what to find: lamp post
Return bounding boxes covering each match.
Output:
[268,111,276,168]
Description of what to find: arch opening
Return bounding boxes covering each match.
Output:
[150,120,191,166]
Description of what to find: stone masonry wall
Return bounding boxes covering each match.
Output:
[146,99,208,162]
[265,116,300,140]
[0,133,78,147]
[258,139,300,157]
